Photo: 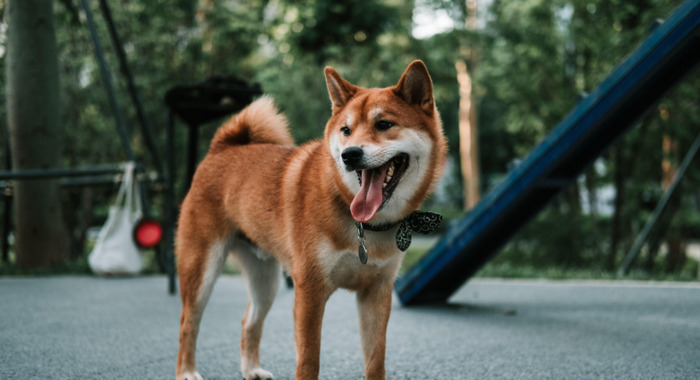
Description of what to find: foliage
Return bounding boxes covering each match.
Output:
[289,0,397,62]
[1,0,698,278]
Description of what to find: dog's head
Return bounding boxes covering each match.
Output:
[324,61,447,225]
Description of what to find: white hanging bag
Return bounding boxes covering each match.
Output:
[88,162,144,276]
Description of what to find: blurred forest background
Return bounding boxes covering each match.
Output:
[1,0,699,279]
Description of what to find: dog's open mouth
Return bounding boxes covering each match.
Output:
[350,154,409,223]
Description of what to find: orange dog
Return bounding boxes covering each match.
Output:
[176,61,447,380]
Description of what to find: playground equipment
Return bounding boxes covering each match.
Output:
[0,0,261,295]
[164,77,262,192]
[396,0,700,305]
[164,77,262,293]
[1,0,165,268]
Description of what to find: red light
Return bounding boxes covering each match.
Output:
[133,218,163,249]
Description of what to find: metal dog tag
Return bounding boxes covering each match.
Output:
[356,222,368,264]
[358,242,368,264]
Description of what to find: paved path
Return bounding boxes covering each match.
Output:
[1,276,699,379]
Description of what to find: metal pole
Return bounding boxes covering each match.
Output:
[166,110,177,295]
[0,165,124,180]
[2,143,11,263]
[185,124,198,193]
[98,0,163,175]
[2,189,10,264]
[619,129,700,276]
[79,0,135,162]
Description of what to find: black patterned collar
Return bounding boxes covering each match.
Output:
[355,211,443,254]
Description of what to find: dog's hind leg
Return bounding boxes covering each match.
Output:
[233,241,281,380]
[176,239,229,380]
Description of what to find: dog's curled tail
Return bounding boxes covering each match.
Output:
[211,96,293,149]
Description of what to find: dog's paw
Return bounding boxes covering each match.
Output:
[177,370,203,380]
[242,368,274,380]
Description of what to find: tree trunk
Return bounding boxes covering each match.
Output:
[659,133,685,272]
[584,170,602,255]
[457,0,480,210]
[456,59,480,210]
[609,145,626,271]
[7,0,69,268]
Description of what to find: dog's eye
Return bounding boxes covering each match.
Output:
[375,120,394,131]
[340,126,351,136]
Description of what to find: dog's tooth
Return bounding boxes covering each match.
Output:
[387,166,394,176]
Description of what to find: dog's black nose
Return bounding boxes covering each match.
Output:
[341,147,364,169]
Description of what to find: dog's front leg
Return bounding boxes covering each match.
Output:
[357,282,393,380]
[293,282,328,379]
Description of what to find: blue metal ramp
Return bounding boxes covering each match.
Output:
[396,0,700,305]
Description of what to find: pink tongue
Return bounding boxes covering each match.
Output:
[350,166,387,223]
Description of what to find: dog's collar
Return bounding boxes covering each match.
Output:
[354,211,443,264]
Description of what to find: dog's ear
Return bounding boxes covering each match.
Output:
[325,67,358,113]
[394,60,434,115]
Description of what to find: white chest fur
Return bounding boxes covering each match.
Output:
[317,236,404,291]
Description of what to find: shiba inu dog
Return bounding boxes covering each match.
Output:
[176,60,447,380]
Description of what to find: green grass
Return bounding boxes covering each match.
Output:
[477,262,700,282]
[399,244,700,282]
[0,256,93,276]
[4,239,699,282]
[0,247,163,276]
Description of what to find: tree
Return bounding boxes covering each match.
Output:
[6,0,69,268]
[456,0,480,210]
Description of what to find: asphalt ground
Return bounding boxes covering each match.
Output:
[1,275,699,379]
